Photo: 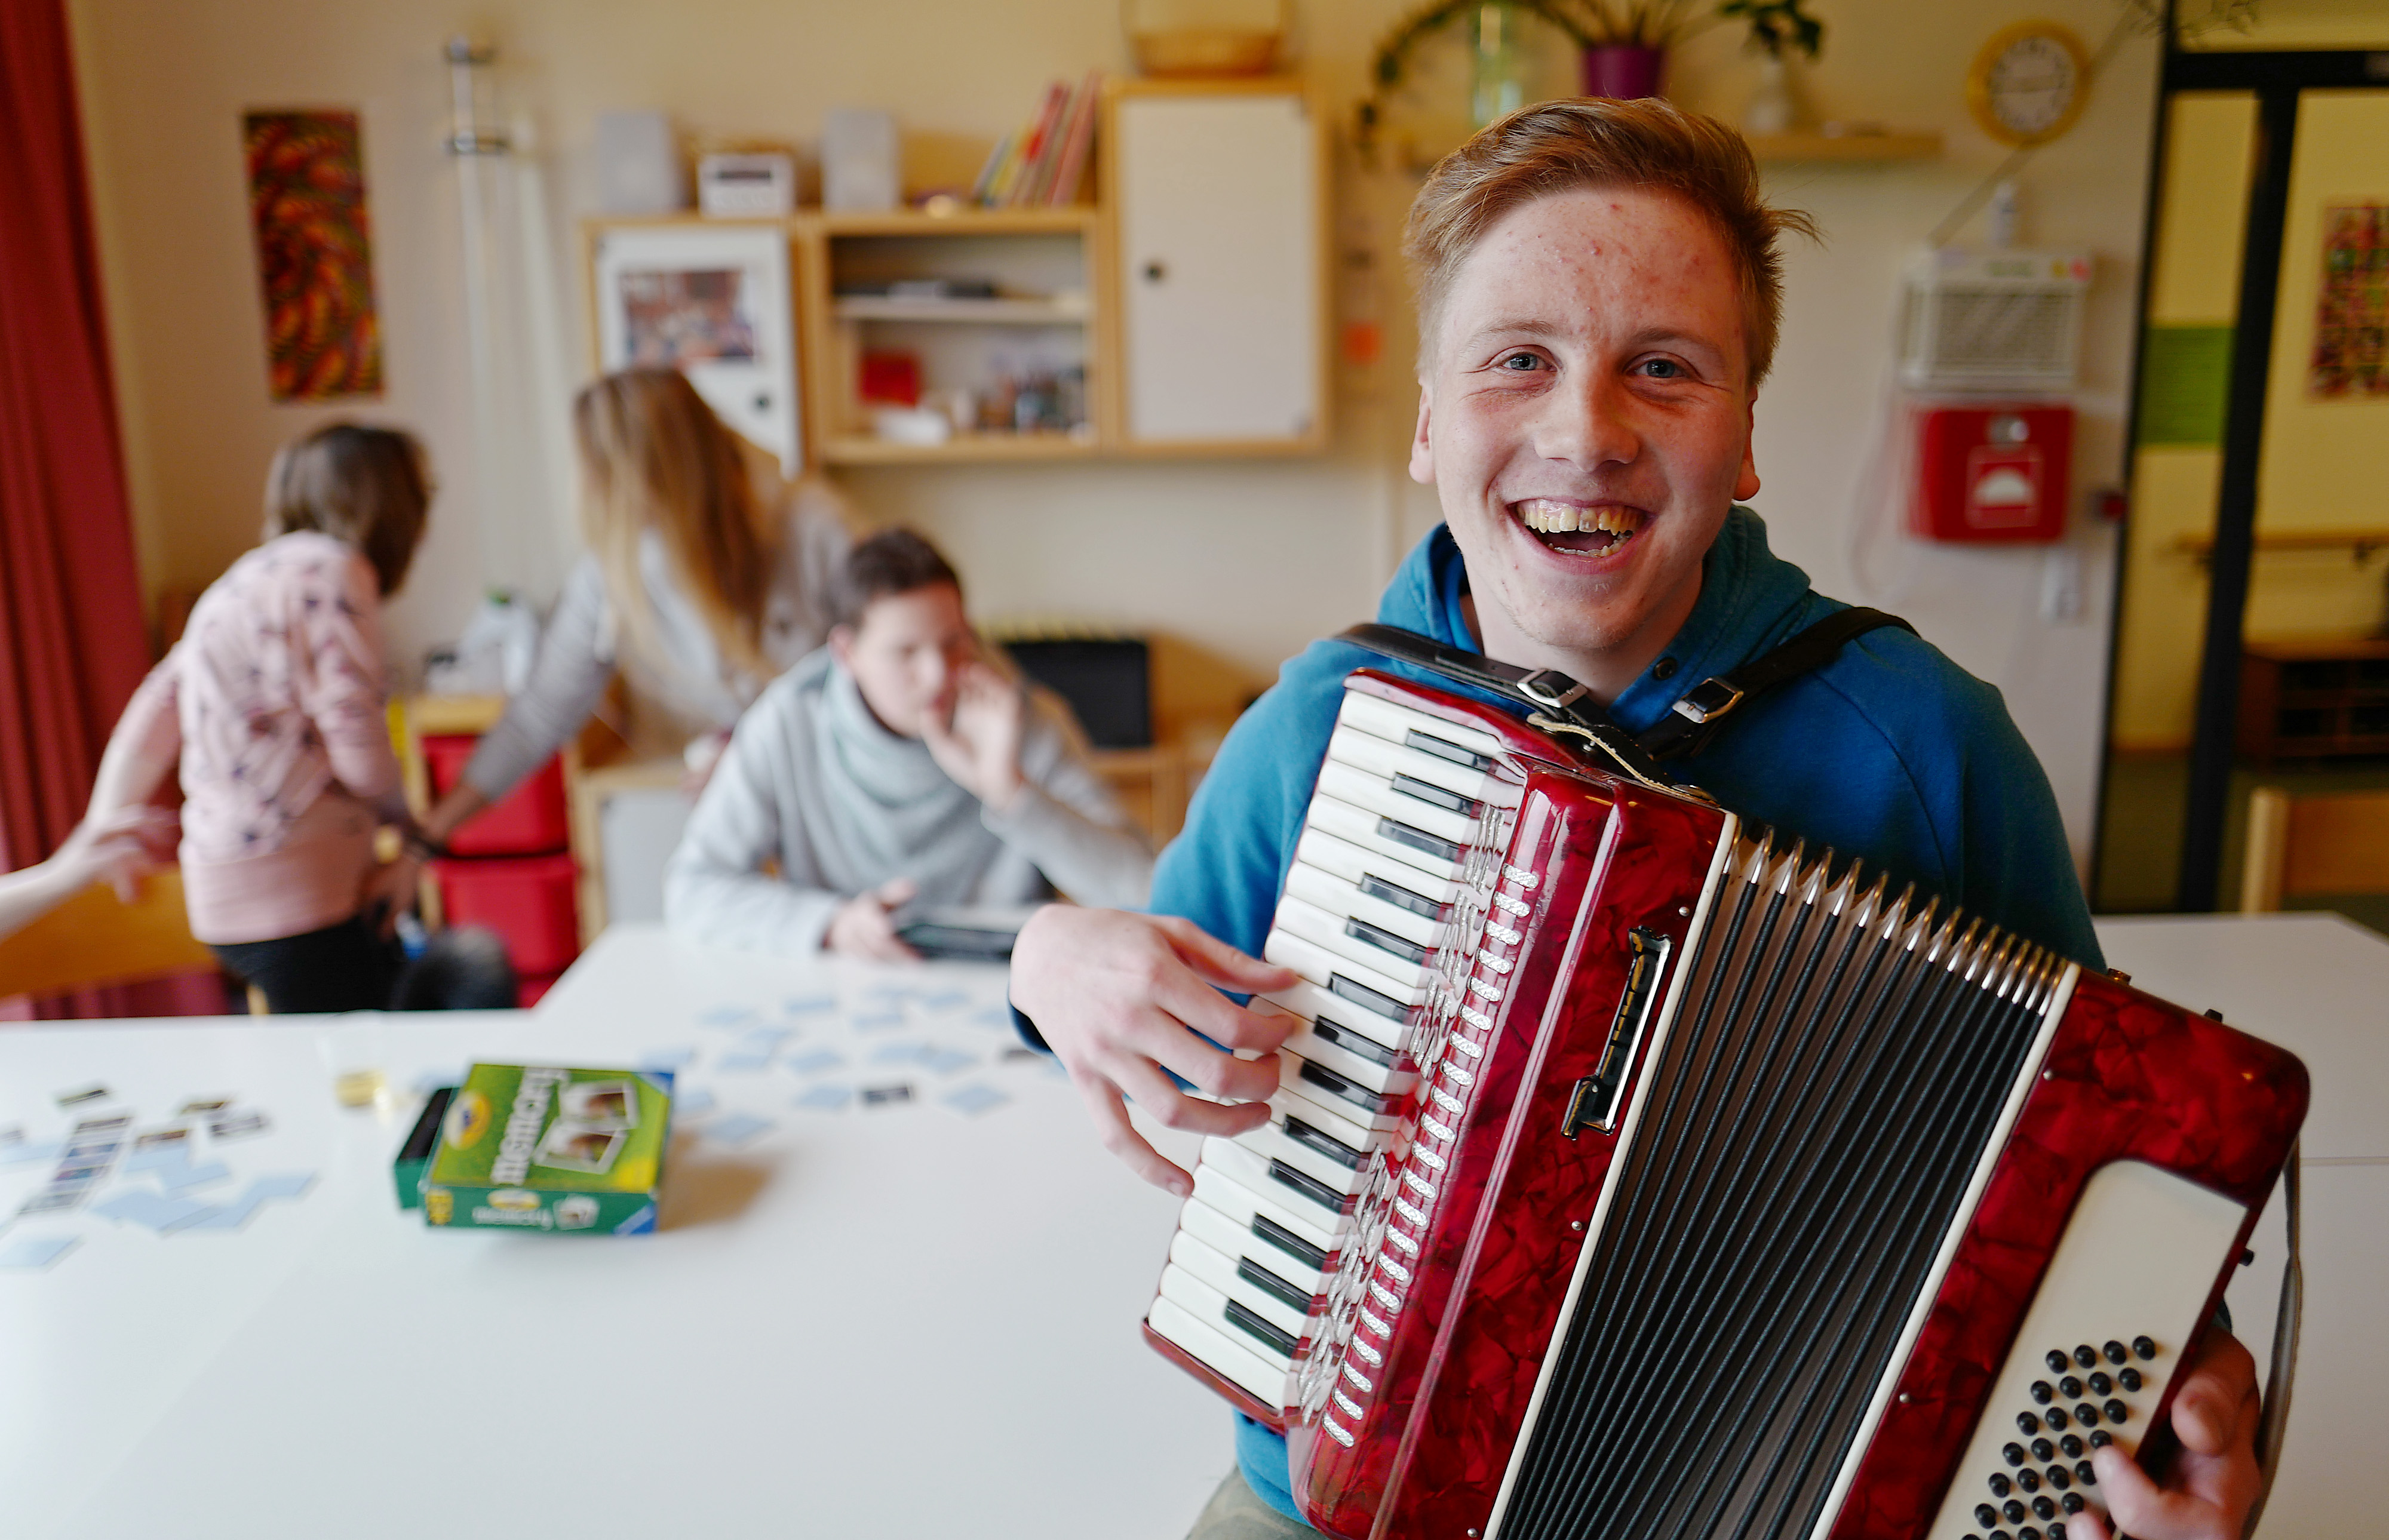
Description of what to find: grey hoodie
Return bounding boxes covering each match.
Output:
[662,647,1152,954]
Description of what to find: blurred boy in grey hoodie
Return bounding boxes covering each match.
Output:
[664,529,1151,960]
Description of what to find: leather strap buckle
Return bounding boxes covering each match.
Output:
[1671,677,1745,725]
[1515,669,1592,714]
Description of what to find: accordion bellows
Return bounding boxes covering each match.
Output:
[1143,671,2306,1540]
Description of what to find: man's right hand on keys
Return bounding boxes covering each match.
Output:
[1009,905,1300,1197]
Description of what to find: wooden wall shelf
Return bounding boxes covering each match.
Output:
[1746,131,1943,162]
[831,296,1090,324]
[819,430,1098,466]
[591,82,1327,469]
[815,206,1097,236]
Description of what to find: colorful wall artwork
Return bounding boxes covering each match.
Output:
[2309,202,2387,398]
[242,110,382,401]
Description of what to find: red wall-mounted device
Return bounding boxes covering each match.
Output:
[1909,401,2073,543]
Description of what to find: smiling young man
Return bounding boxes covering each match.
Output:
[1011,100,2263,1540]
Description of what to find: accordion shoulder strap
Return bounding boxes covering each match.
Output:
[1335,604,1917,774]
[1634,606,1917,761]
[1334,623,1688,795]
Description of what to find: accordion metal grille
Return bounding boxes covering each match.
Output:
[1496,836,2067,1540]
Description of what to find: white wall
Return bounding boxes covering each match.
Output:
[67,0,2161,867]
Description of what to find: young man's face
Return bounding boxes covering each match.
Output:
[830,583,974,739]
[1410,185,1762,679]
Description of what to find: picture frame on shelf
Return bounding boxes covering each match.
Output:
[589,221,802,471]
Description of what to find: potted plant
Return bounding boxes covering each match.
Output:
[1544,0,1823,101]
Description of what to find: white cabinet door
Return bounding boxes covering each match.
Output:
[1116,91,1321,447]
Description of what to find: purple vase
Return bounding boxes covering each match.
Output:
[1581,45,1664,100]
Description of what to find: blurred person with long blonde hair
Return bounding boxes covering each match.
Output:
[420,368,852,847]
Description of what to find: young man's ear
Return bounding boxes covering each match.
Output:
[1408,385,1436,487]
[1734,394,1761,503]
[827,624,856,669]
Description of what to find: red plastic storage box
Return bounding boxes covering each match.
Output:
[431,852,581,978]
[420,737,571,856]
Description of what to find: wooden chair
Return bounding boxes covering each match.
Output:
[0,868,217,1001]
[2239,787,2389,912]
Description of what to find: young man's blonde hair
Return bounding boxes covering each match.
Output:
[573,367,773,680]
[1405,97,1818,389]
[262,423,431,595]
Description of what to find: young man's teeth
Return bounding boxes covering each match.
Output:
[1515,500,1636,536]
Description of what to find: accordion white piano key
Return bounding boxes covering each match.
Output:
[1272,893,1435,985]
[1293,828,1463,914]
[1283,1025,1418,1098]
[1267,1086,1389,1160]
[1336,690,1509,765]
[1177,1194,1329,1300]
[1303,795,1470,884]
[1283,860,1442,952]
[1171,1228,1315,1342]
[1220,1122,1370,1203]
[1316,762,1480,847]
[1160,1264,1297,1370]
[1325,724,1524,812]
[1276,1054,1408,1133]
[1147,1295,1292,1410]
[1266,912,1431,1009]
[1203,1133,1358,1219]
[1193,1161,1349,1255]
[1261,979,1411,1055]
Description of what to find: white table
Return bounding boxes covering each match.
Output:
[5,917,2380,1539]
[0,925,1224,1539]
[2096,914,2388,1540]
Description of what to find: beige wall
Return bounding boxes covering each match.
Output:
[68,0,2164,861]
[2110,89,2389,751]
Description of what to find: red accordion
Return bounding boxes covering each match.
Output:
[1144,671,2306,1540]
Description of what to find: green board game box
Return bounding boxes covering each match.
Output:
[422,1064,673,1235]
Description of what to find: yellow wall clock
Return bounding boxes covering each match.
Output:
[1967,21,2093,147]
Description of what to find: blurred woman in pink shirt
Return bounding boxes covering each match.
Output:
[88,424,500,1012]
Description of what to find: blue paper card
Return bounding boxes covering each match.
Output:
[160,1172,315,1234]
[638,1047,698,1072]
[156,1158,231,1194]
[716,1052,772,1074]
[919,1047,976,1075]
[705,1112,773,1146]
[0,1235,77,1269]
[870,1041,928,1065]
[783,994,836,1015]
[93,1189,214,1230]
[791,1084,852,1111]
[785,1049,843,1075]
[942,1083,1011,1116]
[697,1005,759,1028]
[674,1087,718,1118]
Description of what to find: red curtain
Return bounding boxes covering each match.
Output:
[0,0,151,872]
[0,0,223,1017]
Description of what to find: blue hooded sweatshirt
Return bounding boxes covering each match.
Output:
[1144,508,2100,1523]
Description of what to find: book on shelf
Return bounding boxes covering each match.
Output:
[1043,72,1101,207]
[1009,81,1071,207]
[969,129,1015,207]
[974,74,1102,209]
